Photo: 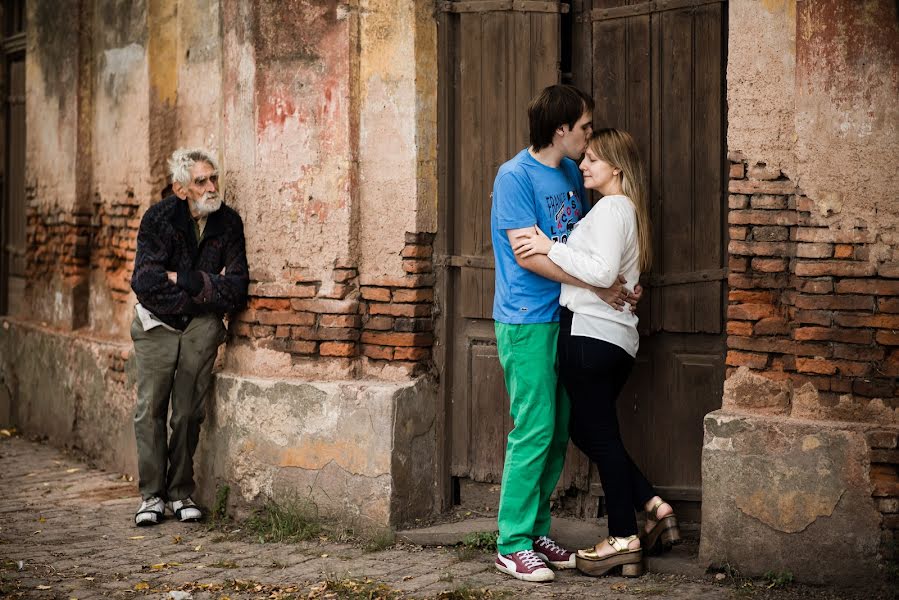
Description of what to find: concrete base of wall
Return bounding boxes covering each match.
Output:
[700,409,889,585]
[0,318,438,527]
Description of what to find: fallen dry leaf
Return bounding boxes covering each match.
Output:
[611,582,628,592]
[172,535,183,544]
[65,468,81,474]
[134,581,149,591]
[128,535,146,540]
[36,585,51,590]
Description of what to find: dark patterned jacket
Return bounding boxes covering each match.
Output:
[131,195,249,331]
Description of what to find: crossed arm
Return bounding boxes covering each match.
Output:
[506,227,640,310]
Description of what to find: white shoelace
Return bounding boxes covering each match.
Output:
[514,549,547,569]
[536,536,565,554]
[139,496,162,511]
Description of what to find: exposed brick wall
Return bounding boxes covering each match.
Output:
[26,206,91,282]
[91,194,140,305]
[726,155,899,406]
[232,232,435,375]
[868,429,899,563]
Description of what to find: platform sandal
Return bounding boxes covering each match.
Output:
[641,498,681,554]
[575,535,644,577]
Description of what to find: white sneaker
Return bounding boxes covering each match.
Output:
[170,497,203,522]
[134,496,165,526]
[495,549,555,582]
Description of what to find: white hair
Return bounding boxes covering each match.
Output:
[167,148,218,187]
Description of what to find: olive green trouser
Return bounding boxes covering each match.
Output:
[131,310,225,502]
[494,321,570,555]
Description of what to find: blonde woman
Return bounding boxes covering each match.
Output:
[513,129,680,577]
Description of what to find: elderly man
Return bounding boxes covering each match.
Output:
[130,148,248,526]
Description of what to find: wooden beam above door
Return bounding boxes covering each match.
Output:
[440,1,569,14]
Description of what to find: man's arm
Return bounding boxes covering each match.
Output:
[507,228,631,309]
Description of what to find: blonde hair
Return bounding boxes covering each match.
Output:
[588,129,652,273]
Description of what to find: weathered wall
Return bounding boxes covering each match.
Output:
[12,0,441,526]
[706,0,899,582]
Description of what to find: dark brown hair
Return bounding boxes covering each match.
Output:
[528,85,594,151]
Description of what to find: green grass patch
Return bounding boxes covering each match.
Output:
[244,496,323,543]
[460,531,498,551]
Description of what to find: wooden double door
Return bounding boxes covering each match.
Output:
[438,0,727,512]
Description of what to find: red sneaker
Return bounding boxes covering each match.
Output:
[494,549,555,582]
[534,535,576,569]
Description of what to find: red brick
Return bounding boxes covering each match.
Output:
[729,256,748,272]
[363,316,394,330]
[793,227,874,244]
[728,179,797,195]
[729,163,745,179]
[752,226,789,242]
[250,282,318,298]
[361,287,392,302]
[796,196,815,212]
[249,297,292,311]
[749,194,788,209]
[834,313,899,329]
[725,350,768,369]
[727,303,776,321]
[880,298,899,313]
[286,340,317,354]
[320,314,361,328]
[361,344,394,360]
[369,303,432,318]
[871,465,899,497]
[728,240,794,257]
[751,257,787,273]
[290,298,360,314]
[727,321,754,336]
[402,259,433,274]
[794,277,833,294]
[852,378,894,398]
[394,347,431,361]
[392,288,435,303]
[833,343,884,361]
[728,272,791,289]
[332,268,358,283]
[883,350,899,377]
[754,317,790,336]
[251,325,276,338]
[729,210,798,226]
[729,194,748,209]
[748,164,782,180]
[878,262,899,278]
[360,331,434,347]
[794,261,877,277]
[795,243,833,259]
[793,327,873,344]
[875,331,899,345]
[728,290,775,303]
[729,226,748,241]
[833,244,854,259]
[318,283,353,300]
[256,311,316,326]
[795,357,836,375]
[394,317,434,333]
[793,294,874,311]
[834,279,899,296]
[728,335,830,357]
[320,342,357,357]
[853,246,871,261]
[275,325,291,338]
[401,244,434,259]
[316,327,361,341]
[359,274,436,288]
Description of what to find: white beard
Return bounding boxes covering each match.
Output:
[191,192,222,216]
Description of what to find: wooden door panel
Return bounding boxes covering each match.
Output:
[469,340,512,482]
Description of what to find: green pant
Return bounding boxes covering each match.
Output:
[131,310,226,501]
[495,321,570,555]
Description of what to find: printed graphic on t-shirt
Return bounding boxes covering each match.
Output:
[544,189,581,244]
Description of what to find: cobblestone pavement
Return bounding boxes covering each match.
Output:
[0,435,890,600]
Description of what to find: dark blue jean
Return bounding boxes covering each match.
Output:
[557,307,656,537]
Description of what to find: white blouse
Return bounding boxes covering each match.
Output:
[547,194,641,357]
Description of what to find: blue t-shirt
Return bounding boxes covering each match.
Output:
[491,149,586,324]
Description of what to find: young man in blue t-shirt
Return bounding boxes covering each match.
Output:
[491,85,634,582]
